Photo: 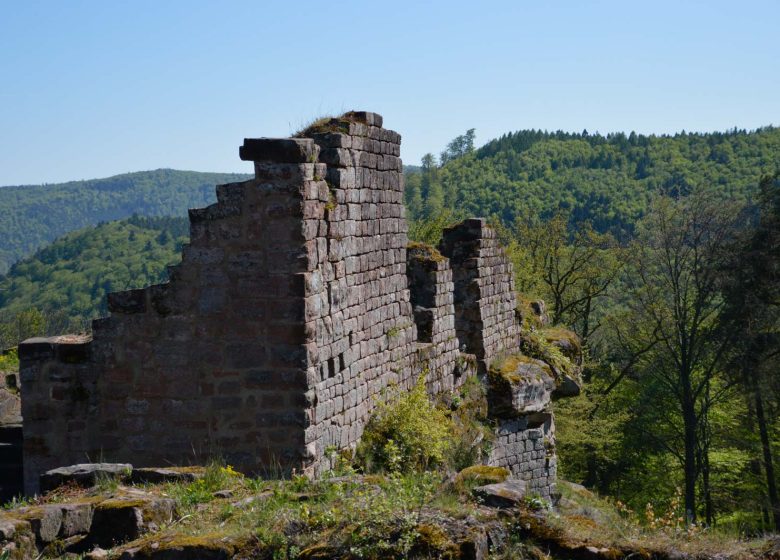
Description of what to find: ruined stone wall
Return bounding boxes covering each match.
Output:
[294,115,420,475]
[439,219,521,374]
[489,416,557,500]
[20,159,321,492]
[19,111,568,499]
[406,244,465,396]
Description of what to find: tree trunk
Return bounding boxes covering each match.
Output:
[682,376,698,523]
[702,445,713,525]
[755,388,780,531]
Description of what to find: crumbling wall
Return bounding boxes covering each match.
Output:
[291,115,420,475]
[439,219,521,374]
[406,243,465,396]
[19,111,570,499]
[489,415,557,499]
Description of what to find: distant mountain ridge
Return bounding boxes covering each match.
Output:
[405,126,780,238]
[0,216,188,338]
[0,169,251,274]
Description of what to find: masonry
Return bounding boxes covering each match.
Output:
[19,111,575,497]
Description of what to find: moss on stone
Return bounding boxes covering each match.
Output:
[294,116,350,138]
[542,327,582,356]
[489,354,551,385]
[407,241,447,263]
[413,523,459,557]
[454,465,509,493]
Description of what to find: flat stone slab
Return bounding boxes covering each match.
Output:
[130,467,203,485]
[40,463,133,493]
[239,138,318,163]
[472,480,528,509]
[87,491,176,548]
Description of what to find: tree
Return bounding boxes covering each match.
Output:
[511,212,621,343]
[617,193,741,523]
[721,173,780,529]
[420,153,444,218]
[439,129,476,165]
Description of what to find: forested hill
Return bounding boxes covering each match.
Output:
[0,169,251,274]
[0,216,187,340]
[405,126,780,237]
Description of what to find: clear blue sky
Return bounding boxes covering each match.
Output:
[1,0,778,186]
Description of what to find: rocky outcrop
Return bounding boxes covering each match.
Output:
[0,488,176,558]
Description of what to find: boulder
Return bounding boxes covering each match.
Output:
[553,373,581,398]
[40,463,133,492]
[86,491,176,548]
[17,503,63,543]
[472,480,528,509]
[487,355,555,417]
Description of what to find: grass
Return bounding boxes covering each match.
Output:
[3,462,774,559]
[407,241,447,263]
[545,481,771,559]
[293,111,371,138]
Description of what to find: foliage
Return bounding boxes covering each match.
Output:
[0,348,18,371]
[508,212,622,342]
[167,462,243,509]
[357,376,454,474]
[520,328,578,379]
[408,126,780,241]
[0,215,188,347]
[446,374,495,471]
[0,169,249,274]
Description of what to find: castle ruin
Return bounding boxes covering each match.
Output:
[18,112,576,498]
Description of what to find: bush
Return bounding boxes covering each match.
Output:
[357,376,454,473]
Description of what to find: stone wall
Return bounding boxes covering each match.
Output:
[19,111,572,497]
[439,219,521,374]
[406,244,465,396]
[489,415,557,499]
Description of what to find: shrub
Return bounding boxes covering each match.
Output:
[446,375,495,471]
[357,376,454,473]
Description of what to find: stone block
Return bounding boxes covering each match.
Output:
[240,138,319,163]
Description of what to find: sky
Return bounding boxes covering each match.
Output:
[0,0,778,186]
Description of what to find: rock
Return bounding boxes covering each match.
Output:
[0,514,30,540]
[130,467,202,485]
[19,504,65,543]
[119,534,241,559]
[59,502,95,537]
[85,547,109,559]
[239,138,319,163]
[487,355,555,417]
[87,491,176,548]
[472,480,527,509]
[0,386,20,425]
[231,491,272,509]
[454,466,509,491]
[212,489,234,499]
[530,300,550,326]
[553,373,581,397]
[40,463,132,493]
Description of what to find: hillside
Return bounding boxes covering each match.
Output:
[406,126,780,237]
[0,216,187,339]
[0,169,250,274]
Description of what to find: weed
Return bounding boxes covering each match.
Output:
[357,375,454,473]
